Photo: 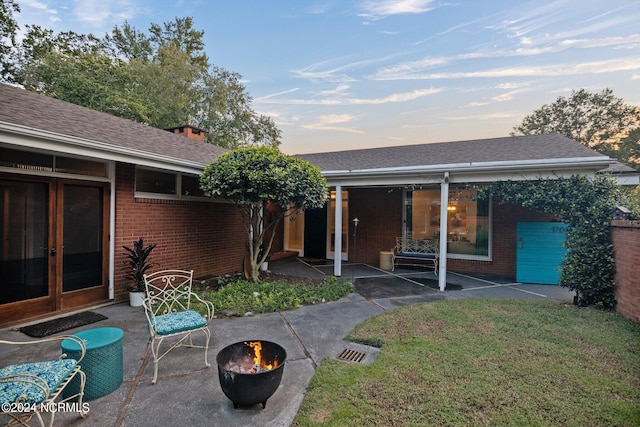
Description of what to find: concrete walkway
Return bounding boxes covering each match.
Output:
[1,259,574,427]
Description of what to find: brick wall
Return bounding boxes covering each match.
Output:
[347,187,403,263]
[611,220,640,321]
[114,163,246,301]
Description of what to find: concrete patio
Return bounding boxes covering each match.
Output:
[1,258,574,427]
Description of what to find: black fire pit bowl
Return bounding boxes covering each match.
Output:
[216,340,287,409]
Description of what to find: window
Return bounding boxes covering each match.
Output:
[181,175,206,197]
[405,187,490,257]
[0,147,108,178]
[134,167,209,200]
[135,168,177,195]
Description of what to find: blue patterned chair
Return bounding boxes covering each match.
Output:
[0,335,87,426]
[143,269,215,384]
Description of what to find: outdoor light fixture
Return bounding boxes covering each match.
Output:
[352,217,360,228]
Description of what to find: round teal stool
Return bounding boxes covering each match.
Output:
[61,327,124,401]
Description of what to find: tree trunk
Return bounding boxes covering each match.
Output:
[243,251,261,281]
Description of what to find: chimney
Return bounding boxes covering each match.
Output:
[165,125,206,142]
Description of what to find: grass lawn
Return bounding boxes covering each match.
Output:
[293,299,640,426]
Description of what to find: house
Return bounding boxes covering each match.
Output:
[0,84,245,327]
[0,84,615,327]
[284,134,614,290]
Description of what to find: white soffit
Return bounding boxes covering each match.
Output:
[0,122,207,175]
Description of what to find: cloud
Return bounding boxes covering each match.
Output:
[358,0,438,19]
[290,61,360,83]
[70,0,139,25]
[313,84,352,97]
[375,58,640,80]
[290,53,400,83]
[302,114,365,133]
[374,32,640,81]
[306,3,335,14]
[20,0,56,12]
[257,87,443,106]
[444,112,519,121]
[256,88,300,101]
[20,0,59,22]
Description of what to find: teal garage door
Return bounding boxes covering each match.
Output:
[516,222,567,285]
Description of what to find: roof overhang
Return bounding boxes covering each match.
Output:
[0,121,207,175]
[321,156,615,187]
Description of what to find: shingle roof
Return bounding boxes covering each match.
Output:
[295,133,607,172]
[600,161,638,174]
[0,84,227,166]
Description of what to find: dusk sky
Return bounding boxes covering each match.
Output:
[13,0,640,154]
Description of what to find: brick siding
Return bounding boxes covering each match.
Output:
[611,220,640,321]
[113,163,246,301]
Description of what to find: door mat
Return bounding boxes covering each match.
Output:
[19,312,108,338]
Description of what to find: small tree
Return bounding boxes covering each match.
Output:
[200,147,328,281]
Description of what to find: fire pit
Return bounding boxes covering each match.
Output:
[216,340,286,409]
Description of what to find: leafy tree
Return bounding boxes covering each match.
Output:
[0,0,20,80]
[617,127,640,170]
[200,147,328,281]
[195,66,282,148]
[481,175,621,309]
[148,17,208,71]
[128,44,201,128]
[7,15,281,148]
[513,89,640,168]
[105,22,153,62]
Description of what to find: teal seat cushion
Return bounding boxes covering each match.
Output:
[0,359,77,405]
[153,310,207,335]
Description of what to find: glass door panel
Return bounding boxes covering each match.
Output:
[0,180,49,303]
[62,185,104,291]
[284,208,304,255]
[327,191,348,260]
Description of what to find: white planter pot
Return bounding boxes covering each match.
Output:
[129,291,145,307]
[259,262,269,271]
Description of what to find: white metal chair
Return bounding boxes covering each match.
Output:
[142,269,214,384]
[0,335,87,427]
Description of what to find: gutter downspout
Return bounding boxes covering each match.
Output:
[108,161,116,299]
[333,186,342,277]
[438,172,449,291]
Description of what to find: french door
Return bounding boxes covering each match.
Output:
[0,175,109,325]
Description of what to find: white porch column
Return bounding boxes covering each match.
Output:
[438,172,449,291]
[333,186,343,276]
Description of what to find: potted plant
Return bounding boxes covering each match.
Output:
[123,237,157,307]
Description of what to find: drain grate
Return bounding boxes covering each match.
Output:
[337,348,367,363]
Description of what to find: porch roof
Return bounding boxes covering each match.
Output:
[0,84,227,174]
[296,134,614,185]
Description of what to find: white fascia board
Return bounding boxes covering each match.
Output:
[0,122,206,175]
[322,156,614,186]
[322,156,613,177]
[325,168,603,187]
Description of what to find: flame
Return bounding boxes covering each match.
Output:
[247,341,278,371]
